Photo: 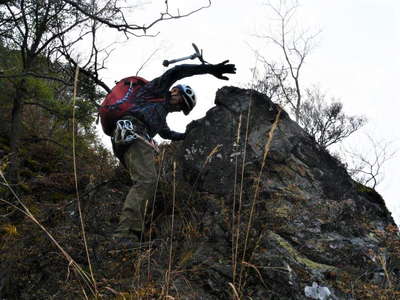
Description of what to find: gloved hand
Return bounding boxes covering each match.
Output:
[211,60,236,80]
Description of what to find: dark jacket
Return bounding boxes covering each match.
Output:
[127,64,219,140]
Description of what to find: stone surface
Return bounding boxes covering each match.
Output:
[175,86,399,299]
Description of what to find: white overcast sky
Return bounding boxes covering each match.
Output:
[97,0,400,225]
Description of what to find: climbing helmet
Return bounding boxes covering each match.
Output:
[174,84,196,115]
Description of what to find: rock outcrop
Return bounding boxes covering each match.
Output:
[177,86,399,299]
[1,86,399,299]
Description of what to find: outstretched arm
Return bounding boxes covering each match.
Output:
[152,61,236,93]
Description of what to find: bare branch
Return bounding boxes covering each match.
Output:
[59,44,111,95]
[254,0,319,121]
[343,135,397,189]
[5,2,24,38]
[136,47,162,76]
[1,0,211,180]
[35,16,89,56]
[61,0,211,36]
[298,87,367,148]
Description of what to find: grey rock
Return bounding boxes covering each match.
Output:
[305,282,333,300]
[175,86,398,298]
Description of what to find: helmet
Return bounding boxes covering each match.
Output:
[174,84,196,115]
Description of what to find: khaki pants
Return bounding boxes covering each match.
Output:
[113,139,157,238]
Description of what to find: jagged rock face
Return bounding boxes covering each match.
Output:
[177,86,398,298]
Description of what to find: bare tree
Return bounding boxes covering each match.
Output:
[0,0,211,180]
[254,0,319,122]
[252,0,366,149]
[252,0,391,186]
[298,87,367,148]
[343,135,397,189]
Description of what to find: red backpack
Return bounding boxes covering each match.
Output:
[99,76,149,136]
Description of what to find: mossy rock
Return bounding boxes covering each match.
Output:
[272,205,291,218]
[269,231,337,272]
[355,182,385,205]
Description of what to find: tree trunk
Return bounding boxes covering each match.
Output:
[8,79,26,183]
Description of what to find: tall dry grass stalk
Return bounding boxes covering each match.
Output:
[231,58,261,291]
[203,144,223,167]
[232,93,253,286]
[241,261,269,290]
[146,148,166,280]
[71,66,98,296]
[377,254,393,289]
[165,161,177,298]
[238,107,282,291]
[228,282,240,300]
[231,113,242,281]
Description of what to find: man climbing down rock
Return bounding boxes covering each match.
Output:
[106,61,236,247]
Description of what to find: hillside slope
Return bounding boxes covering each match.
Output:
[1,87,399,299]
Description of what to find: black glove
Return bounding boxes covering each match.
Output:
[211,60,236,80]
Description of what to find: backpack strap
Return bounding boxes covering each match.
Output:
[124,80,146,87]
[123,77,164,103]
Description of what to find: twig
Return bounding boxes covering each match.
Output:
[62,0,211,36]
[242,261,269,290]
[136,47,162,76]
[377,254,392,289]
[0,207,18,218]
[228,282,240,300]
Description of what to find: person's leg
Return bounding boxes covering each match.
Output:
[113,140,157,239]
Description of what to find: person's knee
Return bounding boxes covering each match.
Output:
[132,170,157,183]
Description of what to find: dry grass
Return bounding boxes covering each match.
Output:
[0,170,97,295]
[1,223,18,236]
[238,107,282,291]
[232,99,252,286]
[0,65,99,298]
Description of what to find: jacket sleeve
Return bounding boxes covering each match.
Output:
[152,64,218,93]
[158,122,186,141]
